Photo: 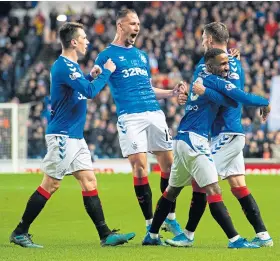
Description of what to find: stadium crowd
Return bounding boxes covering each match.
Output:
[1,1,280,159]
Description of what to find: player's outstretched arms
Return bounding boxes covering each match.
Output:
[204,86,238,107]
[153,81,188,101]
[214,79,269,107]
[201,76,269,107]
[193,80,238,108]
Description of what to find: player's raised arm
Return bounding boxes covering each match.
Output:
[93,52,108,78]
[62,59,115,99]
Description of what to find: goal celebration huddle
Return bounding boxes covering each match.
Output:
[9,8,272,250]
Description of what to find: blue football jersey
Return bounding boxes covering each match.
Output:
[46,55,111,138]
[195,56,246,137]
[201,74,268,107]
[177,67,268,140]
[177,74,238,139]
[95,44,160,116]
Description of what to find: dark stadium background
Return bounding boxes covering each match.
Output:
[0,1,279,161]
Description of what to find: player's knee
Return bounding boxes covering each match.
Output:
[160,161,172,173]
[51,180,60,193]
[204,183,221,196]
[131,161,147,177]
[42,180,60,194]
[41,174,61,194]
[81,174,97,191]
[128,153,149,178]
[164,186,182,201]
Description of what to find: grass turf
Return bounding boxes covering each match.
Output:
[0,174,279,261]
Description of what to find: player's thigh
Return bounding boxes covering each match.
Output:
[71,139,97,191]
[41,135,78,180]
[169,140,193,188]
[169,135,218,189]
[117,113,149,157]
[211,135,245,176]
[146,110,173,152]
[222,150,245,180]
[153,150,173,173]
[188,132,218,188]
[192,155,218,188]
[68,139,93,174]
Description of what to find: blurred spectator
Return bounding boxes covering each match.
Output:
[244,141,263,158]
[271,132,280,159]
[263,142,272,159]
[49,8,58,42]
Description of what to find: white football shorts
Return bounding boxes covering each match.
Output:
[169,132,218,188]
[116,110,173,157]
[41,135,93,180]
[211,134,245,179]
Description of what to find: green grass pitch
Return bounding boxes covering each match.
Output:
[0,174,279,261]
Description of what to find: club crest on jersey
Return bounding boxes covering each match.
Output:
[228,72,240,80]
[225,83,236,90]
[69,72,82,80]
[140,54,147,64]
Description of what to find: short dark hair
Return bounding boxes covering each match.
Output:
[204,22,229,44]
[204,48,225,63]
[58,22,84,49]
[116,9,137,22]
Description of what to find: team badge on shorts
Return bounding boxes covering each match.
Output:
[132,142,138,150]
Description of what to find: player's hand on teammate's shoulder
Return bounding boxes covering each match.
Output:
[260,104,271,121]
[104,58,116,73]
[229,48,241,60]
[193,80,206,95]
